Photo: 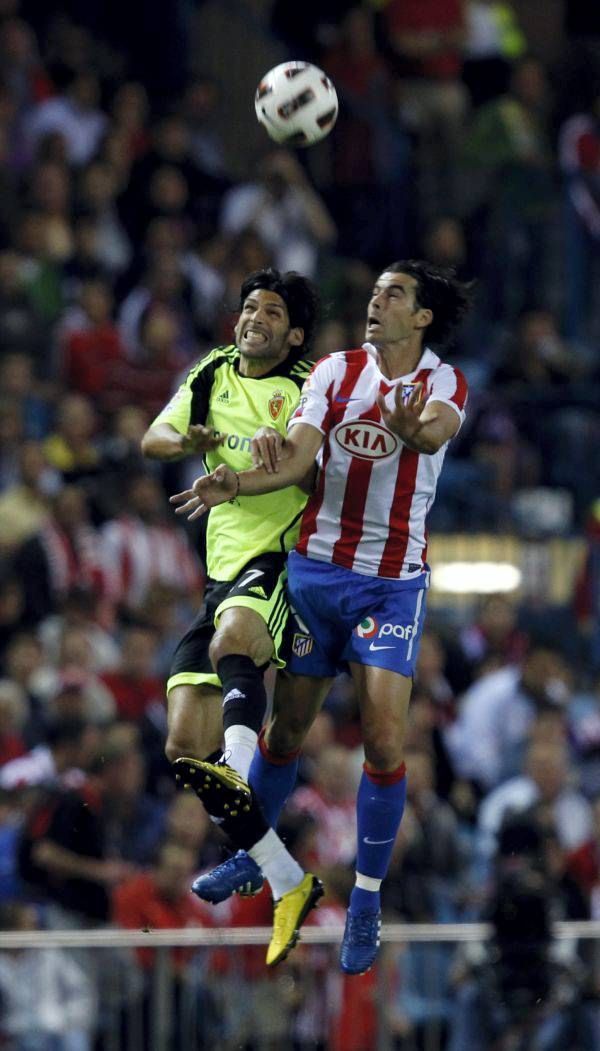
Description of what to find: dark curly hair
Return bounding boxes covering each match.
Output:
[383,260,474,346]
[239,268,320,352]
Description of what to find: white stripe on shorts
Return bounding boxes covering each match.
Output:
[406,587,425,662]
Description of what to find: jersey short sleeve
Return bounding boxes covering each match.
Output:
[150,346,236,435]
[426,363,468,428]
[288,355,338,435]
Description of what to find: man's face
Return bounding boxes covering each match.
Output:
[365,271,427,345]
[234,288,301,363]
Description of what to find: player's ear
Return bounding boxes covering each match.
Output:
[289,327,304,347]
[415,308,432,331]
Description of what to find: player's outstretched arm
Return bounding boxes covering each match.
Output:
[141,422,226,461]
[171,423,322,521]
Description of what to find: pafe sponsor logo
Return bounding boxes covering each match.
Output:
[334,420,398,461]
[355,617,378,639]
[378,622,414,640]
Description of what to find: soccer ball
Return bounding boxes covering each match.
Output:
[254,61,338,147]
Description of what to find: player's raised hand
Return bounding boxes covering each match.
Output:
[170,464,239,520]
[180,425,226,455]
[251,426,287,473]
[377,382,436,445]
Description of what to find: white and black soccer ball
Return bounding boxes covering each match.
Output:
[254,61,338,147]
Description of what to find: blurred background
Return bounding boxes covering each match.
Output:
[0,0,599,1048]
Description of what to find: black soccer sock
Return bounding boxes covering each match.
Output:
[217,654,267,735]
[220,789,271,851]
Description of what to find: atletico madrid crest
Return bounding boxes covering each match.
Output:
[292,633,313,658]
[268,391,285,420]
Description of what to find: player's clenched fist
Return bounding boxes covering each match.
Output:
[170,464,238,520]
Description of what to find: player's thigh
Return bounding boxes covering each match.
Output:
[210,605,274,668]
[210,552,289,668]
[166,683,223,761]
[350,662,413,772]
[266,669,333,754]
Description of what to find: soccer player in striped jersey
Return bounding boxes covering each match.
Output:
[172,260,472,974]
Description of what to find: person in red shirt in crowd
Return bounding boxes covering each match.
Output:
[63,278,127,415]
[101,625,164,722]
[113,840,213,972]
[382,0,469,216]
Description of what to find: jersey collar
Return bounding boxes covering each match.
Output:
[362,343,440,380]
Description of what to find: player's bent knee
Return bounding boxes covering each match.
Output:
[265,715,309,755]
[165,734,195,764]
[209,626,273,670]
[363,740,404,773]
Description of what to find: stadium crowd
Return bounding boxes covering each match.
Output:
[0,1,599,1048]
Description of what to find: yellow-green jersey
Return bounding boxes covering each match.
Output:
[152,344,312,582]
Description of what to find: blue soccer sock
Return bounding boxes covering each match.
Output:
[350,762,407,915]
[248,728,300,828]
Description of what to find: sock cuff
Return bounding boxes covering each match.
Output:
[363,761,406,786]
[216,653,258,680]
[258,727,300,766]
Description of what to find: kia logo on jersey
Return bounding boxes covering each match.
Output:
[334,420,398,461]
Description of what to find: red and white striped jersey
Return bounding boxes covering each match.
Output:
[289,344,468,579]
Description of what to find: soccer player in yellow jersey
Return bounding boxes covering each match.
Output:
[142,269,324,963]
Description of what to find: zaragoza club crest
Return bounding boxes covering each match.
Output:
[268,390,285,420]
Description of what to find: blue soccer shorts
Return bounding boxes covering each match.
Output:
[286,550,429,678]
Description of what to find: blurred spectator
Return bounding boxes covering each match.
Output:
[1,632,50,746]
[101,626,164,721]
[120,110,225,244]
[24,70,107,167]
[0,901,96,1051]
[462,56,556,321]
[458,594,528,678]
[0,441,59,551]
[383,0,468,217]
[38,586,120,674]
[0,716,96,791]
[559,86,600,341]
[0,352,52,439]
[575,500,600,672]
[61,278,128,413]
[383,748,466,923]
[183,76,227,178]
[109,81,149,164]
[462,1,526,106]
[100,472,201,612]
[16,725,159,924]
[0,251,46,367]
[13,486,108,624]
[77,161,132,274]
[26,160,74,266]
[476,739,593,869]
[0,679,27,768]
[322,5,411,265]
[445,645,573,790]
[220,149,336,278]
[43,394,100,485]
[286,744,357,867]
[113,840,212,972]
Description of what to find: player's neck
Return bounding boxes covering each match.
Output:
[238,348,291,378]
[374,339,424,380]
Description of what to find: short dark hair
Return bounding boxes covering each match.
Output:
[239,268,320,351]
[383,260,474,345]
